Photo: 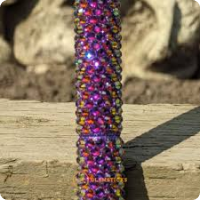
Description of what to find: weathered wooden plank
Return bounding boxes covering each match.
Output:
[0,99,200,200]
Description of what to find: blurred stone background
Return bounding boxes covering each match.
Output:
[0,0,200,103]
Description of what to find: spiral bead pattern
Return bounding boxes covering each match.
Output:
[74,0,126,199]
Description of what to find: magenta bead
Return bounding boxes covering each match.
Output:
[95,8,103,16]
[89,17,98,24]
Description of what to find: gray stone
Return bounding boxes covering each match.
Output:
[13,0,200,80]
[14,0,74,66]
[0,37,12,63]
[122,0,200,80]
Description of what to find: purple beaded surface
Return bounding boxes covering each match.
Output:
[74,0,126,199]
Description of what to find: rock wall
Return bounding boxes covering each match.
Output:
[0,0,200,80]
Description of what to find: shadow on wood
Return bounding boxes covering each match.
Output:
[123,106,200,200]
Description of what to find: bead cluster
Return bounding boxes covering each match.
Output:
[74,0,125,199]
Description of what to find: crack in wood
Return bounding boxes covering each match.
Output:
[3,165,13,183]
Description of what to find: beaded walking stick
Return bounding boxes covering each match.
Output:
[74,0,126,199]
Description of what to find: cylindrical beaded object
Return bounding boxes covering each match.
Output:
[74,0,126,199]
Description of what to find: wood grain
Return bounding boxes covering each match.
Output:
[0,99,200,200]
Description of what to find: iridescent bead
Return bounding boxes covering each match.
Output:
[74,1,79,8]
[86,66,95,74]
[96,33,104,40]
[86,33,95,41]
[115,33,122,41]
[89,17,98,24]
[94,8,103,16]
[82,128,89,134]
[74,18,80,25]
[77,8,84,16]
[85,8,92,16]
[86,192,94,198]
[93,75,101,83]
[115,189,121,197]
[114,81,122,90]
[104,9,112,17]
[94,25,101,33]
[87,160,95,166]
[95,157,104,165]
[75,0,125,199]
[85,51,95,60]
[113,8,120,16]
[105,33,113,41]
[96,188,105,198]
[80,2,87,9]
[92,41,101,50]
[92,127,101,134]
[88,85,95,92]
[79,17,86,25]
[84,24,93,33]
[77,156,85,165]
[89,0,97,8]
[93,93,101,101]
[92,110,100,118]
[110,2,116,8]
